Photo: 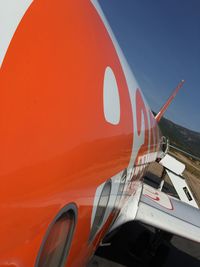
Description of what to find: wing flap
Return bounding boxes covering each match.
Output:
[165,169,199,208]
[160,154,185,175]
[159,153,198,208]
[135,184,200,243]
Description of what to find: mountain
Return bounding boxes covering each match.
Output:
[158,116,200,158]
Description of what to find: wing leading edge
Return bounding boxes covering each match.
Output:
[135,184,200,243]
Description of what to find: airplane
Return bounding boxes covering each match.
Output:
[0,1,200,267]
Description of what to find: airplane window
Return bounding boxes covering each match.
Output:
[89,180,112,241]
[114,169,127,210]
[35,205,76,267]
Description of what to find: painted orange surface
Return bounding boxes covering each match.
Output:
[0,1,161,266]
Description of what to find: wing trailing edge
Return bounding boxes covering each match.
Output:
[159,154,198,208]
[135,184,200,243]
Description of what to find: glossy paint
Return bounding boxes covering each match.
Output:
[0,1,162,266]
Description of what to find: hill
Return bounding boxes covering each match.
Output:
[158,116,200,158]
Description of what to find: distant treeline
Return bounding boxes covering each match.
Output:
[158,116,200,158]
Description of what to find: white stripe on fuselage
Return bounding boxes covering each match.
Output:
[0,0,33,67]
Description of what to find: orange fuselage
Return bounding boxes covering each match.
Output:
[0,1,161,266]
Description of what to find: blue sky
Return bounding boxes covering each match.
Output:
[100,0,200,132]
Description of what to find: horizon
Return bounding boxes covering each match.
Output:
[153,110,200,135]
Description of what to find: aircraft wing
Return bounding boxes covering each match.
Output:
[159,154,199,208]
[135,184,200,243]
[165,170,199,208]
